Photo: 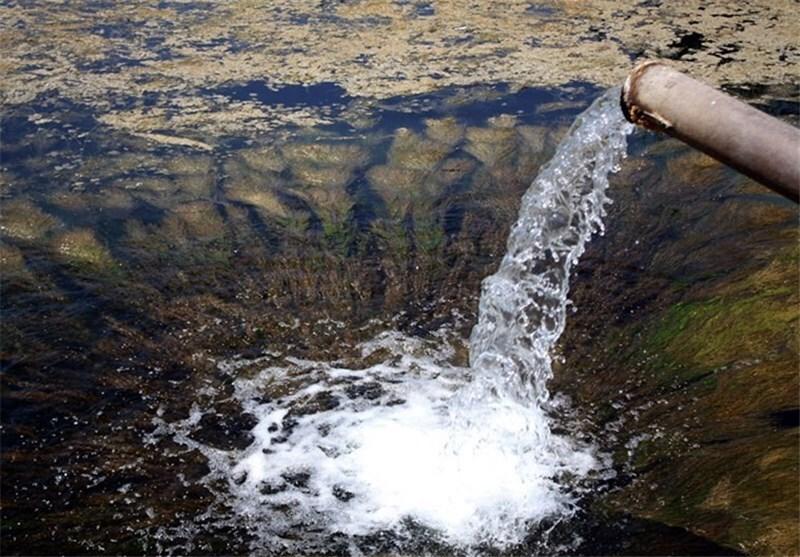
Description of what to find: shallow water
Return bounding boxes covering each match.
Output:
[1,77,797,555]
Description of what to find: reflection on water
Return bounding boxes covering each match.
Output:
[1,82,797,555]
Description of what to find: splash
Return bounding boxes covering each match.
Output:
[149,89,633,554]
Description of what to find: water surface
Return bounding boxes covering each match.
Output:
[1,79,797,555]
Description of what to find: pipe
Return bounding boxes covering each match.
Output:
[621,61,800,203]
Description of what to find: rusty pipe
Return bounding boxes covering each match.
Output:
[621,61,800,203]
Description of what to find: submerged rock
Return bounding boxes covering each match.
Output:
[552,137,800,556]
[281,141,369,221]
[165,154,216,198]
[487,114,518,128]
[366,165,431,210]
[292,165,354,189]
[163,154,215,178]
[666,149,727,189]
[0,170,15,197]
[48,189,137,212]
[108,153,215,207]
[227,187,290,218]
[516,125,549,154]
[296,185,352,220]
[367,127,457,213]
[434,157,477,187]
[80,152,164,181]
[115,176,180,209]
[189,410,258,451]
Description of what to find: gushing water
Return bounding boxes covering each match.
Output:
[467,87,633,404]
[149,89,633,554]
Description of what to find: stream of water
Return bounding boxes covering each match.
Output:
[149,88,633,554]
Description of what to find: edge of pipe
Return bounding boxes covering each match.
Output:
[620,60,674,131]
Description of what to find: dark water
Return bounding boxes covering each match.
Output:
[1,81,794,555]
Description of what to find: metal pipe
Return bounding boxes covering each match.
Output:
[621,61,800,203]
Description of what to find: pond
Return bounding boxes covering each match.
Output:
[2,65,798,557]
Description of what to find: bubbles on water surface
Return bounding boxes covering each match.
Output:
[148,89,633,555]
[150,329,596,554]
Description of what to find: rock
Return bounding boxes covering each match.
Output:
[332,485,355,501]
[282,470,311,489]
[345,381,384,400]
[188,411,258,451]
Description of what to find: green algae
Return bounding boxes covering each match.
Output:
[609,260,799,553]
[645,246,798,372]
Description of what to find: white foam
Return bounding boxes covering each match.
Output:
[150,333,599,551]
